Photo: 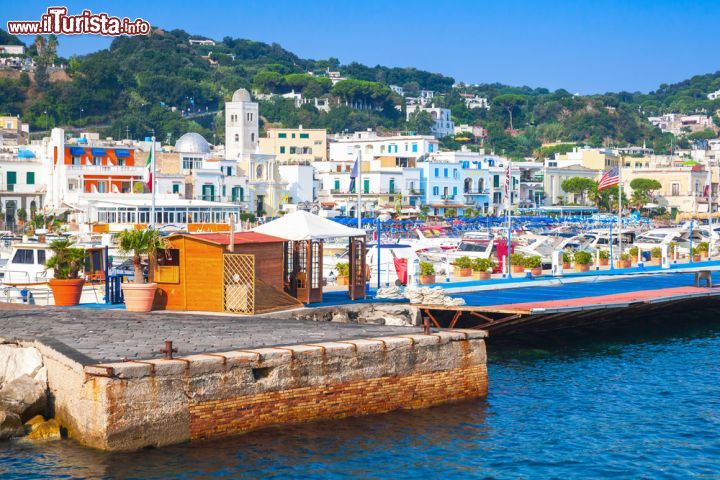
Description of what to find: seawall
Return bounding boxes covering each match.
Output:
[4,309,487,451]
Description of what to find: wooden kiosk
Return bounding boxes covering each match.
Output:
[153,232,303,314]
[253,211,368,304]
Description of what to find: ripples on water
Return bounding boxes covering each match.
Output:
[2,318,720,479]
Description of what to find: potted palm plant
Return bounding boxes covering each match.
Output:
[628,246,639,264]
[617,253,631,269]
[116,228,165,312]
[696,242,709,259]
[650,247,662,265]
[471,258,494,280]
[452,256,473,277]
[45,239,87,306]
[598,249,610,266]
[573,251,593,272]
[562,251,572,270]
[335,262,350,285]
[690,247,701,263]
[509,253,525,274]
[523,255,542,277]
[419,261,436,285]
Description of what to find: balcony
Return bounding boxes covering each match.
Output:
[66,164,145,176]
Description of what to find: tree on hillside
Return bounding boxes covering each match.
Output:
[561,177,596,204]
[493,94,525,130]
[629,178,662,208]
[252,71,285,94]
[407,110,434,135]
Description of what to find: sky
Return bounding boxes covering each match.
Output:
[3,0,719,94]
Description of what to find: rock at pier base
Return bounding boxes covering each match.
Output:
[25,417,61,441]
[0,374,47,422]
[0,411,24,440]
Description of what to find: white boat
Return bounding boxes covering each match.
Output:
[634,226,709,255]
[366,242,420,286]
[1,241,108,305]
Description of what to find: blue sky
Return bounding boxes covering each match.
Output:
[3,0,719,94]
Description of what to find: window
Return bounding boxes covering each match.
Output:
[453,169,458,179]
[363,179,370,194]
[279,133,287,138]
[256,164,264,179]
[433,186,439,195]
[300,133,309,139]
[334,179,340,191]
[12,249,34,264]
[434,167,439,177]
[292,133,296,138]
[93,157,102,166]
[412,143,418,153]
[117,158,125,166]
[37,250,46,265]
[26,172,35,185]
[234,134,239,142]
[389,179,395,194]
[429,144,434,153]
[452,186,458,196]
[172,184,180,194]
[280,146,286,154]
[444,168,448,178]
[97,182,107,193]
[671,183,680,196]
[251,133,255,142]
[493,175,500,188]
[6,171,16,186]
[182,157,202,170]
[290,147,297,154]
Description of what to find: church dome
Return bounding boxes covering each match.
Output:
[175,132,210,154]
[231,88,252,103]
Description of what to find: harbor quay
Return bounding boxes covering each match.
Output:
[0,306,488,451]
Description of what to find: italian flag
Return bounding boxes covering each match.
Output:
[143,148,153,192]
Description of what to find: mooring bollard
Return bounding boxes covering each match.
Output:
[160,340,178,359]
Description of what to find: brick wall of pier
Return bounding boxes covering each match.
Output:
[46,331,488,451]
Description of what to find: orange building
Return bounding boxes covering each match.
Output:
[57,144,144,194]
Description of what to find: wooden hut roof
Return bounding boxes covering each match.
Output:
[168,232,286,246]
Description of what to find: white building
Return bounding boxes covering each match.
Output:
[0,45,25,55]
[460,93,489,109]
[707,90,720,100]
[328,130,439,164]
[406,105,455,138]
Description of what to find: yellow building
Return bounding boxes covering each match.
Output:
[556,148,620,170]
[259,127,327,163]
[0,116,28,145]
[624,166,708,214]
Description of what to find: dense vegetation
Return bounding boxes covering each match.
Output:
[1,27,718,158]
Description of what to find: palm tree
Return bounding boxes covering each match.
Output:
[115,229,166,284]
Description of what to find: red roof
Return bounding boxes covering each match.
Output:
[182,232,285,246]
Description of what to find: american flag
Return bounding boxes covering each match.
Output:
[597,167,619,191]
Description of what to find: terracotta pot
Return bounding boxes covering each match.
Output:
[454,267,472,277]
[473,271,491,280]
[598,258,609,266]
[336,275,349,286]
[49,278,85,306]
[692,255,702,262]
[616,260,631,269]
[511,265,524,274]
[562,262,571,270]
[630,256,638,264]
[574,264,590,272]
[419,274,435,285]
[531,267,542,277]
[700,251,709,259]
[649,257,661,265]
[122,282,158,312]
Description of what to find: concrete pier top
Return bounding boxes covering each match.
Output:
[0,306,423,364]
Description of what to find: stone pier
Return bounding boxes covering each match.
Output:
[0,307,488,451]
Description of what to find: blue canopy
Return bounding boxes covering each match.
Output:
[17,149,35,158]
[115,149,131,157]
[91,148,106,156]
[69,147,86,155]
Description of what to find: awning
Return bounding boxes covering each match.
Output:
[69,147,87,155]
[17,149,35,158]
[91,148,106,156]
[115,149,131,157]
[253,210,366,241]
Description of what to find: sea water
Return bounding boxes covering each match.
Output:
[2,318,720,479]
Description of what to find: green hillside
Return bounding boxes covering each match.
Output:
[0,28,718,158]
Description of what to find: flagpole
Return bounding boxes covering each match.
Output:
[709,164,714,256]
[357,152,362,229]
[617,163,622,257]
[150,136,156,228]
[506,160,512,277]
